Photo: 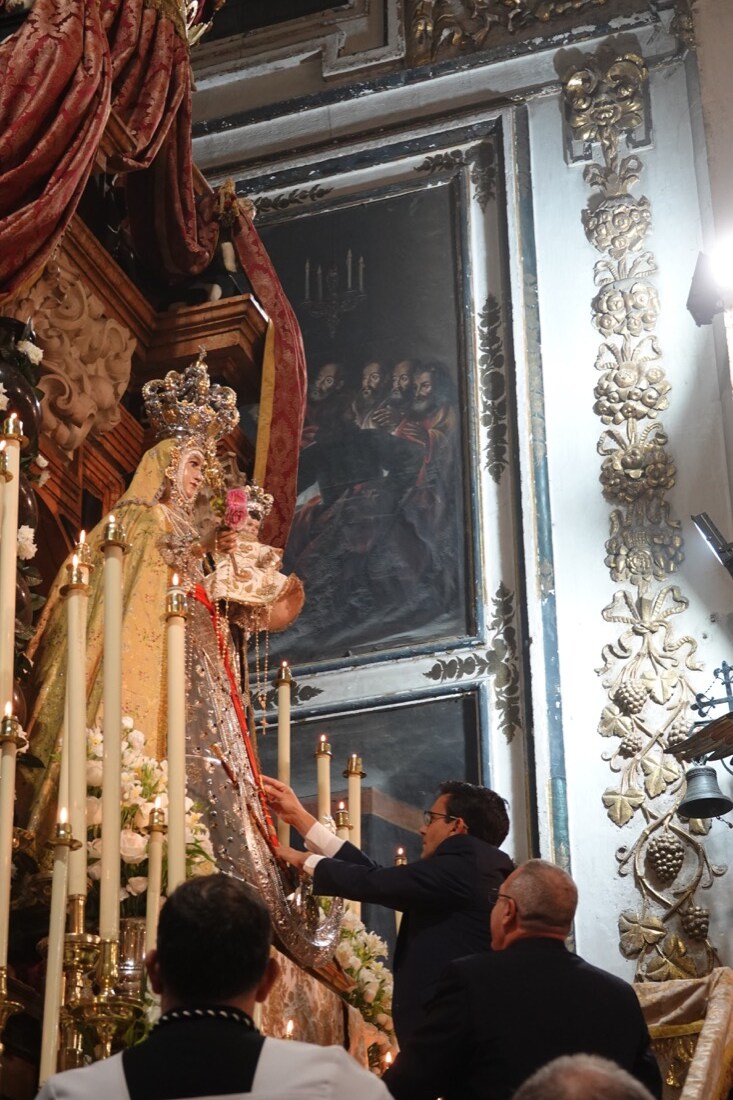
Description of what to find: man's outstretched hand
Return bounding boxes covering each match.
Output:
[262,776,317,836]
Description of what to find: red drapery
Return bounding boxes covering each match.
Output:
[0,0,111,294]
[0,0,307,542]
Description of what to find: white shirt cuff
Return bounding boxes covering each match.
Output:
[303,854,324,876]
[305,820,345,857]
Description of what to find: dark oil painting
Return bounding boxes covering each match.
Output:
[260,180,471,666]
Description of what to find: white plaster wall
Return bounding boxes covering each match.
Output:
[528,58,733,978]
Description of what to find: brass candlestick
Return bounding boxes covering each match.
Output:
[58,895,99,1071]
[99,514,129,554]
[275,661,293,688]
[59,556,89,595]
[335,805,351,834]
[0,711,26,751]
[166,586,188,618]
[343,753,366,780]
[0,414,27,447]
[0,966,23,1034]
[315,736,332,758]
[70,939,143,1062]
[73,536,94,577]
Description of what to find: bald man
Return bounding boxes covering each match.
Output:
[383,859,662,1100]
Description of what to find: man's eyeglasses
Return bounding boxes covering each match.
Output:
[422,810,457,826]
[489,889,514,906]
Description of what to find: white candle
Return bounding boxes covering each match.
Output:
[0,417,21,708]
[276,662,292,846]
[99,515,126,942]
[285,1019,294,1039]
[38,811,73,1084]
[335,801,350,842]
[0,443,7,560]
[145,799,165,954]
[0,705,23,969]
[395,847,407,934]
[166,574,187,891]
[315,734,331,824]
[63,554,89,898]
[344,754,365,852]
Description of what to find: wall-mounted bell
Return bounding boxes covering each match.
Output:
[679,765,733,819]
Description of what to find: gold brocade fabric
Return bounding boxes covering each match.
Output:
[261,949,385,1071]
[19,440,186,852]
[635,968,733,1100]
[263,949,347,1048]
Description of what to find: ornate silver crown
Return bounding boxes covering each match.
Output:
[245,482,274,519]
[142,350,239,442]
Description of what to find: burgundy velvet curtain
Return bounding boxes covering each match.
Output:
[0,0,111,294]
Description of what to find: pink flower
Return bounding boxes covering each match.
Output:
[225,487,249,531]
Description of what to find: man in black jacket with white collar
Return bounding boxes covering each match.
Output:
[264,777,513,1046]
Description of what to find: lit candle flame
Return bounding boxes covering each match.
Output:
[59,806,68,826]
[338,801,345,811]
[3,702,11,718]
[171,573,179,587]
[285,1019,294,1038]
[385,1052,393,1067]
[282,660,288,669]
[79,530,86,545]
[0,441,5,453]
[397,847,404,857]
[154,796,161,810]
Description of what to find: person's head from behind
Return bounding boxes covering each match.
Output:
[513,1054,655,1100]
[420,780,509,859]
[147,875,277,1010]
[491,858,577,951]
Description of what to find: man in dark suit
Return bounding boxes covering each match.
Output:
[37,876,390,1100]
[382,859,663,1100]
[263,777,513,1046]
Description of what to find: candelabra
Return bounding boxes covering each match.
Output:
[301,251,367,339]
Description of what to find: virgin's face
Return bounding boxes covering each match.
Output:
[181,451,205,499]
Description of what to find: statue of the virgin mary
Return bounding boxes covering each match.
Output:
[19,355,340,966]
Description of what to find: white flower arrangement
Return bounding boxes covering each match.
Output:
[334,907,395,1047]
[86,717,217,915]
[17,524,37,561]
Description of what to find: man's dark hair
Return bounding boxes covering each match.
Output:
[156,875,272,1003]
[438,780,509,846]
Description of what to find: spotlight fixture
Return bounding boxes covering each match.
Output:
[686,251,727,326]
[691,513,733,577]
